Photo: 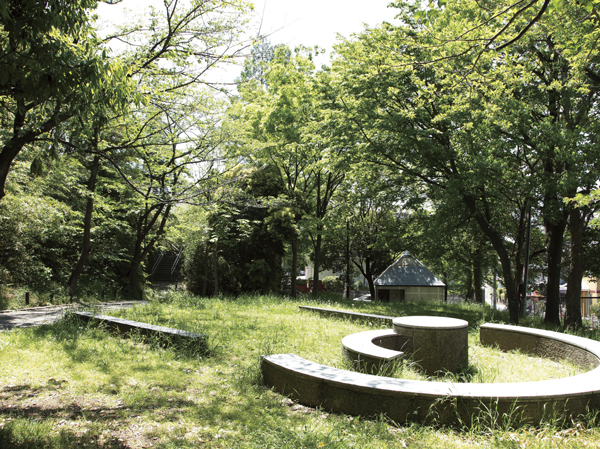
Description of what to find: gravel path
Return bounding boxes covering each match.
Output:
[0,301,147,331]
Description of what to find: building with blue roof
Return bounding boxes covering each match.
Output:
[374,251,446,302]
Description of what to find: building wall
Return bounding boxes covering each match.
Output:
[375,286,445,302]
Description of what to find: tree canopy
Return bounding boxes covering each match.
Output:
[1,0,599,327]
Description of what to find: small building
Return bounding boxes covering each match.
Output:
[374,252,446,302]
[560,277,599,317]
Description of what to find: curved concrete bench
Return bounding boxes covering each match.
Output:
[342,329,410,374]
[262,322,600,426]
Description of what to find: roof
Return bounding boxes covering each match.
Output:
[374,252,445,288]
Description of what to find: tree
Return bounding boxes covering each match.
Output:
[397,0,600,69]
[401,195,502,304]
[331,0,600,324]
[331,24,532,322]
[180,165,288,296]
[230,45,345,298]
[320,166,404,298]
[0,0,131,200]
[402,1,600,325]
[0,156,81,293]
[59,0,251,297]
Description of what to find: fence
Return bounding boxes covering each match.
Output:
[582,296,600,318]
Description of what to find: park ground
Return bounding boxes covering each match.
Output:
[0,292,598,448]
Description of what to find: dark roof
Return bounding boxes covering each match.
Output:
[374,252,445,287]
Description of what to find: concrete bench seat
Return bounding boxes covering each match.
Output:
[262,322,600,426]
[342,329,410,374]
[74,312,208,350]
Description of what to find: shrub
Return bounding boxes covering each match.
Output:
[323,276,343,292]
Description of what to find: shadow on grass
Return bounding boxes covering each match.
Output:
[0,375,334,449]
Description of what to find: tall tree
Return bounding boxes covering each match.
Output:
[61,0,251,296]
[332,1,600,324]
[230,46,345,298]
[0,0,131,200]
[331,24,532,322]
[320,166,405,298]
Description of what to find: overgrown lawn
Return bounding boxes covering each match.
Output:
[0,292,598,448]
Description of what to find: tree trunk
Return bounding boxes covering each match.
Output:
[353,258,375,299]
[564,206,587,327]
[463,193,521,323]
[365,259,376,299]
[0,101,28,201]
[0,143,22,202]
[291,237,298,299]
[0,100,70,200]
[201,242,208,297]
[68,153,101,300]
[212,239,219,296]
[544,217,567,325]
[473,254,483,304]
[126,204,172,288]
[312,230,322,297]
[465,269,474,302]
[472,213,520,323]
[312,173,323,298]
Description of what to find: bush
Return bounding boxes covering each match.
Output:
[322,276,343,292]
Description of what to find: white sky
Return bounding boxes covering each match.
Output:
[251,0,399,60]
[96,0,400,82]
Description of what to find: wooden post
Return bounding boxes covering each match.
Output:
[25,291,30,305]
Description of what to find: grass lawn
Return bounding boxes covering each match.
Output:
[0,292,598,448]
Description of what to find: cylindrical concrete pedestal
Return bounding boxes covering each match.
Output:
[393,316,468,375]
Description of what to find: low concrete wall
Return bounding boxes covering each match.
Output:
[74,312,208,350]
[342,329,408,375]
[480,323,600,370]
[262,322,600,426]
[299,306,393,325]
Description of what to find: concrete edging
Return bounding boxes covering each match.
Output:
[262,322,600,426]
[74,312,207,349]
[299,306,394,325]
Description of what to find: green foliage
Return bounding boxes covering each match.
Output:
[0,0,253,300]
[322,276,343,292]
[0,161,80,292]
[327,0,600,324]
[230,45,349,298]
[180,166,288,296]
[590,302,600,319]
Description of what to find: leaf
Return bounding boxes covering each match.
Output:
[414,10,426,21]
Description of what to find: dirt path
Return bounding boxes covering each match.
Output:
[0,301,147,331]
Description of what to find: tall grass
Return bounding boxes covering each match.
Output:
[0,292,598,448]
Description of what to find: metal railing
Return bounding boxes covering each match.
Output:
[171,247,184,276]
[151,251,165,276]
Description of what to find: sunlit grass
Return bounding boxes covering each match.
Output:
[0,291,597,448]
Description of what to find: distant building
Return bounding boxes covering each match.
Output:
[374,252,446,302]
[560,277,599,317]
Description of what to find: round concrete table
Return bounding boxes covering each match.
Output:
[392,316,468,375]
